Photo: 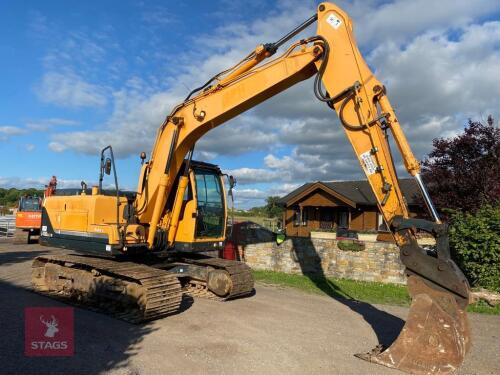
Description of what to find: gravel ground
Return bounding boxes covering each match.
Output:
[0,241,498,375]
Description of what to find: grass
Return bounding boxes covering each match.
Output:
[468,300,500,315]
[253,270,410,306]
[233,216,279,232]
[234,216,276,226]
[253,270,500,315]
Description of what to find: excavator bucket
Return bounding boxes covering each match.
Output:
[356,275,470,374]
[356,218,471,374]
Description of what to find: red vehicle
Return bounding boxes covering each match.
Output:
[14,176,57,244]
[14,196,42,243]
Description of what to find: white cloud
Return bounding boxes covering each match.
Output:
[0,126,26,141]
[0,176,119,190]
[49,85,181,156]
[0,176,80,189]
[48,142,67,152]
[234,188,268,199]
[232,188,269,209]
[370,23,500,119]
[339,0,500,47]
[44,0,500,206]
[25,144,35,152]
[227,168,277,184]
[35,71,107,108]
[268,183,302,197]
[26,118,79,131]
[0,126,25,136]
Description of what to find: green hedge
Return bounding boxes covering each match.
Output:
[448,205,500,292]
[337,240,365,252]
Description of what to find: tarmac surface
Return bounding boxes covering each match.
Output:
[0,241,498,375]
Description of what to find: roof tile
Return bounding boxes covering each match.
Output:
[279,178,422,206]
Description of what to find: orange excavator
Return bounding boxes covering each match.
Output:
[14,176,57,244]
[33,3,471,374]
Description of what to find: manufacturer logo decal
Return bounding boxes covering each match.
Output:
[326,13,342,29]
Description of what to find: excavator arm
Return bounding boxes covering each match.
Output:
[133,2,470,373]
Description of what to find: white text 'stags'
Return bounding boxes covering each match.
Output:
[326,13,342,29]
[360,151,378,175]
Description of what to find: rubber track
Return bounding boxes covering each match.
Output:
[33,254,182,324]
[181,257,254,301]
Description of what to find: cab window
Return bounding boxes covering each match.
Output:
[194,170,224,238]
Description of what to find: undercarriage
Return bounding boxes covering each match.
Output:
[31,253,254,323]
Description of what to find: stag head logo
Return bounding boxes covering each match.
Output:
[40,315,59,338]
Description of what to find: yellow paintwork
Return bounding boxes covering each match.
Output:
[45,2,425,251]
[43,194,128,245]
[43,165,226,248]
[170,170,227,245]
[138,43,320,247]
[314,2,418,245]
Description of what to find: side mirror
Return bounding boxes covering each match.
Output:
[229,175,236,189]
[104,158,112,175]
[140,152,146,165]
[81,181,87,190]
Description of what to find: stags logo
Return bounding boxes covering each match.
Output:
[25,307,74,356]
[40,315,59,337]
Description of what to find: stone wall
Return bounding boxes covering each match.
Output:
[234,223,406,284]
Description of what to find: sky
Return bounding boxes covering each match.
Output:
[1,0,500,208]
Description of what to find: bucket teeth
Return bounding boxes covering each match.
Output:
[356,276,471,374]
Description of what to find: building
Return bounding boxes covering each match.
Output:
[279,179,424,237]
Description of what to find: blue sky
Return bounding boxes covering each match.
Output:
[1,0,500,208]
[1,0,302,195]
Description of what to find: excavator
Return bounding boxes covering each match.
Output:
[32,3,471,374]
[14,176,57,244]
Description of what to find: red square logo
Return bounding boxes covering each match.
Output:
[25,307,74,356]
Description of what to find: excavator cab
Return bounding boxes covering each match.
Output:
[193,165,226,239]
[168,160,227,255]
[18,196,42,212]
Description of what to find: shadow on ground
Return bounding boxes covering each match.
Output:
[0,249,48,266]
[233,222,405,348]
[0,278,163,375]
[289,236,405,347]
[0,244,168,375]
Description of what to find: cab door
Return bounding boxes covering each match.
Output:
[193,169,225,239]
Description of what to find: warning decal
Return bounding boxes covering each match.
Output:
[360,151,378,175]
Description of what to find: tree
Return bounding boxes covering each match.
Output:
[448,205,499,292]
[0,188,44,207]
[421,116,499,213]
[264,196,284,218]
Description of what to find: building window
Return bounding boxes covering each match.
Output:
[320,208,334,230]
[338,210,348,228]
[378,213,389,232]
[301,209,308,226]
[293,208,300,226]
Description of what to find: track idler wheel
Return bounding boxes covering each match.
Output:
[355,275,471,374]
[207,269,232,297]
